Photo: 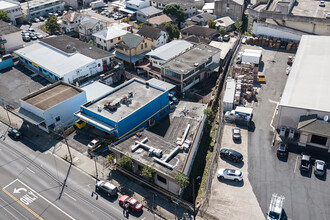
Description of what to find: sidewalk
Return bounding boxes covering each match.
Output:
[0,106,192,220]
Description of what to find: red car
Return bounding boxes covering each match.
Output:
[119,195,143,212]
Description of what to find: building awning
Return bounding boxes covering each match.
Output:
[74,111,116,133]
[119,8,136,14]
[14,108,45,125]
[298,115,330,137]
[115,51,146,64]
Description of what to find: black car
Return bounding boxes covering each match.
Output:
[8,128,22,139]
[220,148,243,163]
[277,142,288,157]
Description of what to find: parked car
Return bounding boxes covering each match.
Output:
[39,16,45,21]
[300,153,311,172]
[54,31,62,35]
[30,34,38,40]
[23,35,31,42]
[95,180,117,196]
[223,35,230,42]
[220,148,243,163]
[327,13,330,18]
[37,34,43,39]
[88,138,103,150]
[277,142,288,157]
[8,128,22,139]
[32,18,40,22]
[119,195,143,212]
[232,127,241,140]
[217,168,243,182]
[314,160,326,176]
[319,0,325,7]
[28,27,35,32]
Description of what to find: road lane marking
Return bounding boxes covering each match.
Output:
[26,168,35,174]
[294,156,300,173]
[1,188,44,220]
[16,179,75,220]
[3,179,18,189]
[64,192,76,201]
[0,196,29,220]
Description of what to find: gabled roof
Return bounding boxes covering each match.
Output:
[62,10,81,23]
[298,115,330,137]
[137,25,163,40]
[137,6,162,16]
[93,27,128,41]
[190,13,216,23]
[215,16,235,28]
[184,35,210,44]
[146,40,193,61]
[147,14,173,25]
[0,20,20,36]
[79,16,101,29]
[181,25,218,38]
[120,33,144,48]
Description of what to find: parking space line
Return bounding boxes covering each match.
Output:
[1,188,44,220]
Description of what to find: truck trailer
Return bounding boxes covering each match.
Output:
[224,106,253,122]
[223,79,236,112]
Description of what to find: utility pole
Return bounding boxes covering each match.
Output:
[61,123,72,164]
[94,155,98,182]
[4,105,11,127]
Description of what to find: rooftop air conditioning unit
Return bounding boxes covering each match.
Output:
[66,44,71,49]
[97,105,102,112]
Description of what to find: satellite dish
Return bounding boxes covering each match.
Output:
[324,115,329,122]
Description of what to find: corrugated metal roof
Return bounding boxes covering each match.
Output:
[146,40,193,61]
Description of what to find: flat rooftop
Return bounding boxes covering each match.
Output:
[21,0,61,10]
[0,1,19,10]
[280,35,330,112]
[21,81,84,111]
[86,79,164,122]
[268,0,330,18]
[163,43,220,75]
[112,101,206,178]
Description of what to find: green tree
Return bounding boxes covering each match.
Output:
[234,17,243,33]
[106,154,115,165]
[244,21,253,36]
[118,155,133,171]
[219,27,227,36]
[207,18,216,29]
[141,165,156,182]
[163,3,185,22]
[204,108,213,118]
[0,10,10,23]
[45,16,60,34]
[165,23,180,40]
[175,173,189,190]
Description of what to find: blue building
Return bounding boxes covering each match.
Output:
[74,78,175,139]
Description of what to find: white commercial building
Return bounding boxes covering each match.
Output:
[14,35,113,84]
[18,81,87,133]
[0,20,23,53]
[21,0,64,20]
[277,35,330,151]
[93,26,128,51]
[0,0,23,25]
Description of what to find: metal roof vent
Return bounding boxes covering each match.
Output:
[66,44,71,49]
[89,47,92,50]
[72,47,76,52]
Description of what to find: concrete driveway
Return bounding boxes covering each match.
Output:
[205,124,264,220]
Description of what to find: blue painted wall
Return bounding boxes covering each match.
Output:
[0,58,13,70]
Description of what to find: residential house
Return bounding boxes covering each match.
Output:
[61,10,84,33]
[21,0,64,21]
[181,25,218,43]
[14,35,113,84]
[214,0,244,21]
[93,26,128,51]
[137,25,168,48]
[215,16,235,32]
[136,6,162,23]
[202,2,215,14]
[188,13,216,26]
[115,33,152,67]
[110,22,133,32]
[78,16,106,42]
[151,0,197,18]
[0,20,23,54]
[0,0,23,25]
[146,14,173,27]
[161,43,220,92]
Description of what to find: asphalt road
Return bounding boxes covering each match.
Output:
[0,124,155,220]
[247,46,330,219]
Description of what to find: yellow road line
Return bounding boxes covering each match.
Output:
[2,188,44,220]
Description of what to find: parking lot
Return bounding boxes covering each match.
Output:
[206,124,264,220]
[0,64,50,107]
[244,45,330,220]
